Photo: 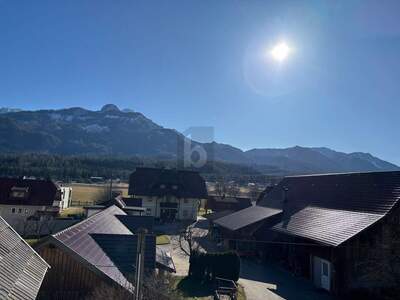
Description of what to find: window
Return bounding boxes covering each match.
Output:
[172,185,178,190]
[146,208,152,216]
[160,184,166,189]
[18,208,22,214]
[322,262,329,276]
[25,209,29,215]
[182,210,188,217]
[11,208,16,213]
[10,186,29,199]
[183,199,189,204]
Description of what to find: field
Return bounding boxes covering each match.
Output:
[70,183,129,206]
[68,181,257,207]
[59,206,85,217]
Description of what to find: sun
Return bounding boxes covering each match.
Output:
[270,42,291,62]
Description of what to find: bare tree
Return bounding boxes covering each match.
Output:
[87,273,182,300]
[87,282,132,300]
[142,273,182,300]
[179,224,199,258]
[95,183,113,204]
[226,184,240,197]
[215,178,241,198]
[214,177,227,197]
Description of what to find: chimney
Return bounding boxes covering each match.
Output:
[282,187,289,204]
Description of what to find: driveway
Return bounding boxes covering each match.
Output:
[155,222,191,276]
[160,218,335,300]
[239,259,335,300]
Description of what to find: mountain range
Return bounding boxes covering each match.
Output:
[0,104,398,175]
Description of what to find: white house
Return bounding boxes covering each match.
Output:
[0,177,71,225]
[127,167,208,221]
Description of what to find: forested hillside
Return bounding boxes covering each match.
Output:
[0,153,278,183]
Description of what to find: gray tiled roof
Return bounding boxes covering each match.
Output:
[0,216,49,300]
[273,206,383,246]
[214,206,282,231]
[259,171,400,214]
[116,215,154,233]
[46,205,170,292]
[90,234,156,275]
[52,205,134,290]
[260,171,400,245]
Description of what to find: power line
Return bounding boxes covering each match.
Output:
[215,237,400,249]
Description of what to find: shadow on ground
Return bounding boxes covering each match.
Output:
[240,259,336,300]
[175,277,214,298]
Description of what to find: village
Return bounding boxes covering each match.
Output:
[1,1,400,299]
[1,168,400,300]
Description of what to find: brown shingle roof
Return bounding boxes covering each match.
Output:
[128,167,207,198]
[0,177,58,206]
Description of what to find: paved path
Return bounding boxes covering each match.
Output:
[239,259,335,300]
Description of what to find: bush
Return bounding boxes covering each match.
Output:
[189,251,240,282]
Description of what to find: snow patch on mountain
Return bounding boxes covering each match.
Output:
[82,124,110,133]
[49,113,62,120]
[105,115,121,119]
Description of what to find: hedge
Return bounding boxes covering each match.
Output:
[189,251,240,282]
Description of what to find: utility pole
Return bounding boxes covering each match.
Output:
[134,228,147,300]
[109,174,113,200]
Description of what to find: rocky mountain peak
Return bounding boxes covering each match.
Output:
[100,104,120,113]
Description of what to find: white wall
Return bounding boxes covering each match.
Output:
[0,204,46,224]
[134,195,201,220]
[59,187,72,210]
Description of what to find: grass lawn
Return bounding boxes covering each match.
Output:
[197,208,208,216]
[156,235,171,245]
[172,276,246,300]
[25,239,39,246]
[59,206,85,218]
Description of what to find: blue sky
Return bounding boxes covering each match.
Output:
[1,0,400,164]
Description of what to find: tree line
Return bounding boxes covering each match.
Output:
[0,153,281,183]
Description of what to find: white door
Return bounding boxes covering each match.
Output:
[320,259,331,291]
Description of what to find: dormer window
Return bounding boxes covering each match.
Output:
[10,186,29,199]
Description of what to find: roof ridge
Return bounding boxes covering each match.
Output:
[285,170,400,178]
[53,205,124,237]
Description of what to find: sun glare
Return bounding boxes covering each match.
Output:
[270,42,291,62]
